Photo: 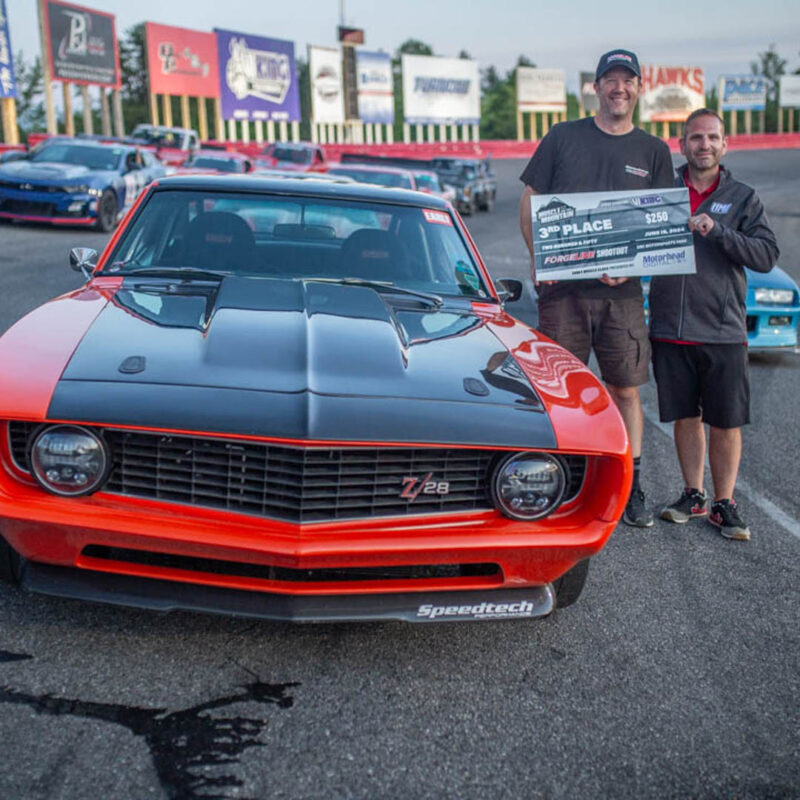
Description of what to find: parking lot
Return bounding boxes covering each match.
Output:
[0,149,798,799]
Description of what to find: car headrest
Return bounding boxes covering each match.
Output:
[185,211,257,271]
[339,229,411,281]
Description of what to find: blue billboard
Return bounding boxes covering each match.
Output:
[719,75,767,112]
[0,0,18,99]
[215,29,300,122]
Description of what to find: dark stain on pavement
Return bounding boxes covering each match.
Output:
[0,676,299,799]
[0,649,33,663]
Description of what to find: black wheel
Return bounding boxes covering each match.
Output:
[479,192,494,212]
[95,189,118,232]
[0,536,21,584]
[553,559,590,608]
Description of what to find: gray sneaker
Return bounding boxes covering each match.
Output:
[623,489,654,528]
[661,488,709,523]
[709,500,751,541]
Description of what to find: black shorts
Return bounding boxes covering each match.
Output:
[537,294,650,388]
[651,340,750,428]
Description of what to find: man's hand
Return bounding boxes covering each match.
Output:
[689,213,715,237]
[598,274,629,286]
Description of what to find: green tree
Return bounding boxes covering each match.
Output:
[480,55,536,140]
[119,23,150,130]
[752,43,787,131]
[12,51,46,137]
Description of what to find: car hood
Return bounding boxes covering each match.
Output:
[0,160,109,182]
[747,265,797,292]
[48,277,556,446]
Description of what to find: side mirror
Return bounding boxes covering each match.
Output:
[70,247,98,280]
[495,278,523,303]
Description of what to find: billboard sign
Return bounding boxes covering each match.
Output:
[309,45,344,124]
[145,22,219,98]
[215,29,300,122]
[579,71,598,114]
[402,55,480,125]
[44,0,120,87]
[356,50,393,124]
[516,67,566,113]
[780,75,800,108]
[718,75,767,111]
[640,64,704,122]
[0,0,18,99]
[338,27,364,44]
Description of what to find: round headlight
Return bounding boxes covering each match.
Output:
[492,453,566,520]
[30,425,109,496]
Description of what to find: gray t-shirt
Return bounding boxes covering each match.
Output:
[520,117,675,300]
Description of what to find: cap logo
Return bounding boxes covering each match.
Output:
[607,53,633,63]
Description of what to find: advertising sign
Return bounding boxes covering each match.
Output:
[215,29,300,122]
[579,71,598,114]
[640,65,704,122]
[516,67,566,113]
[780,75,800,108]
[356,50,394,124]
[145,22,219,98]
[44,0,120,87]
[309,45,344,124]
[530,188,695,281]
[718,75,767,111]
[0,0,17,99]
[402,54,480,125]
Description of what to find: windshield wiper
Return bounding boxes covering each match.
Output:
[305,277,443,307]
[103,266,232,280]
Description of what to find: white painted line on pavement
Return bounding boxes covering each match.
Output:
[642,402,800,541]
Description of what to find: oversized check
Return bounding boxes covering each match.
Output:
[531,188,696,281]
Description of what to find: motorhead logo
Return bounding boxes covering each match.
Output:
[58,11,106,60]
[226,38,290,103]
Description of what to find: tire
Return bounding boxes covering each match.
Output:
[0,535,21,584]
[552,558,590,608]
[95,189,118,232]
[479,192,494,212]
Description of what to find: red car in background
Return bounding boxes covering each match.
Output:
[327,163,417,190]
[169,150,253,175]
[256,142,328,172]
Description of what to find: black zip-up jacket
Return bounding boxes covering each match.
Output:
[649,164,779,344]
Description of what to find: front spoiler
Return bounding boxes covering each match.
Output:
[20,561,555,624]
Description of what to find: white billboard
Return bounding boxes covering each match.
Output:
[357,50,394,124]
[402,54,480,125]
[309,45,344,124]
[516,67,566,113]
[640,65,704,123]
[780,75,800,108]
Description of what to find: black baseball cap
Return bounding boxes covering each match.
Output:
[595,49,641,80]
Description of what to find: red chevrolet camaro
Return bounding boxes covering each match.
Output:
[0,175,631,624]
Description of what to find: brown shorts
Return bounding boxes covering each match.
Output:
[537,294,651,387]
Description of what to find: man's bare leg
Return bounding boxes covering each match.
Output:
[708,426,741,501]
[605,384,643,458]
[673,416,706,489]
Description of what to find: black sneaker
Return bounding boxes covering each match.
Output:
[623,489,654,528]
[709,499,751,541]
[661,488,708,523]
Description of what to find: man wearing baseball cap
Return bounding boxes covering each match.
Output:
[519,49,674,527]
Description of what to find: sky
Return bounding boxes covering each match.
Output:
[5,0,800,93]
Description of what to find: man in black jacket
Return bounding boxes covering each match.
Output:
[649,109,779,540]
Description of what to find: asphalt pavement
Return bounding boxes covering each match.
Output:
[0,150,799,800]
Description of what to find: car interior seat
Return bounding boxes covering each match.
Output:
[184,211,259,272]
[338,229,412,282]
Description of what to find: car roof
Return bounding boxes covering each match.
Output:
[152,174,450,209]
[36,138,134,153]
[328,163,415,176]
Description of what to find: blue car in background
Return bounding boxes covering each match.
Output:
[0,140,166,231]
[643,266,800,352]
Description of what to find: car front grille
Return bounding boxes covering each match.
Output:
[7,422,586,523]
[0,198,57,216]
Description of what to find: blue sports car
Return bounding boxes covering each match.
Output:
[642,267,800,352]
[0,140,166,231]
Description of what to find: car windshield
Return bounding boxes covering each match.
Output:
[29,143,122,171]
[273,147,312,164]
[328,168,413,189]
[190,156,244,173]
[103,190,489,299]
[414,173,441,192]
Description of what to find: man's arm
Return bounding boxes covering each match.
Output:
[519,184,536,261]
[693,191,779,273]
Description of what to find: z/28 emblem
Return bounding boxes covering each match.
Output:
[400,473,450,501]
